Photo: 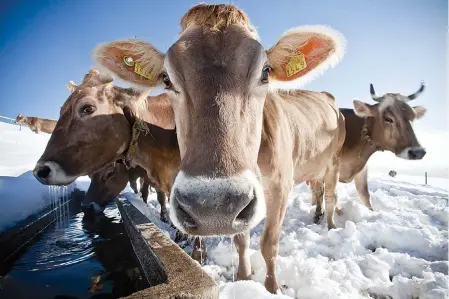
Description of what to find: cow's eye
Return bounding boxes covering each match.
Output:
[80,104,96,116]
[261,66,271,84]
[384,117,393,123]
[162,72,172,88]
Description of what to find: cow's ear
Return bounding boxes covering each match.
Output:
[66,81,77,93]
[266,25,346,90]
[93,39,165,89]
[353,99,375,118]
[146,93,175,130]
[412,106,427,119]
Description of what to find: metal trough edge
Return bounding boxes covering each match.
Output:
[115,197,219,299]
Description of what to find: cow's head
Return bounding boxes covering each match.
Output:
[33,69,173,185]
[353,82,427,160]
[93,4,346,236]
[82,162,129,215]
[15,113,26,124]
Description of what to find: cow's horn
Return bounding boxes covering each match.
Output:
[406,81,426,101]
[370,83,384,102]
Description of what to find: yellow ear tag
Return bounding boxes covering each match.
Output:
[285,52,307,77]
[134,61,155,80]
[123,56,154,80]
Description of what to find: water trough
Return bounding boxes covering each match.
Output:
[0,187,218,299]
[115,197,219,299]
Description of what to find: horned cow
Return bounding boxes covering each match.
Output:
[309,82,427,212]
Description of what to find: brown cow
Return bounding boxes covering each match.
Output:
[91,4,347,293]
[84,160,205,261]
[82,161,168,223]
[33,69,178,202]
[33,71,207,262]
[309,83,427,212]
[15,113,57,134]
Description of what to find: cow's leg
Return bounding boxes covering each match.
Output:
[141,179,150,204]
[311,181,325,224]
[260,186,288,294]
[234,231,251,280]
[156,191,168,223]
[191,237,207,265]
[323,158,340,230]
[354,165,373,211]
[129,179,138,194]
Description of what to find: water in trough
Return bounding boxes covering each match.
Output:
[0,187,148,299]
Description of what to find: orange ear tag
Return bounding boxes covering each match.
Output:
[274,35,334,82]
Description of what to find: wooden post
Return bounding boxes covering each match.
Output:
[425,172,427,185]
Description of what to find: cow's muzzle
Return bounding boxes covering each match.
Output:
[169,170,266,236]
[396,146,426,160]
[33,161,77,185]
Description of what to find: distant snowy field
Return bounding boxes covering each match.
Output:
[0,121,447,298]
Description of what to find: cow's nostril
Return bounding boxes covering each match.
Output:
[37,166,51,179]
[177,202,197,228]
[408,149,426,160]
[235,197,257,221]
[408,150,416,159]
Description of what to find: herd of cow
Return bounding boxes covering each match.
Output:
[14,4,428,294]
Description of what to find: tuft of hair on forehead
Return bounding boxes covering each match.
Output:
[378,93,412,113]
[180,3,259,39]
[80,68,114,87]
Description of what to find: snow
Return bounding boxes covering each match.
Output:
[124,169,448,299]
[1,120,448,298]
[0,122,51,177]
[0,122,87,232]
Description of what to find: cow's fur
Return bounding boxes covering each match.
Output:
[15,114,57,134]
[91,4,347,293]
[84,162,168,222]
[309,85,427,212]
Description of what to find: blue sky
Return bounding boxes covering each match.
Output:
[0,0,446,132]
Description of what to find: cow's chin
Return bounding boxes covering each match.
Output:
[37,175,77,186]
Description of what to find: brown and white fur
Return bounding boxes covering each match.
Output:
[309,83,427,212]
[92,4,347,293]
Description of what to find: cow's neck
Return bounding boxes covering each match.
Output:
[353,117,382,170]
[121,110,180,193]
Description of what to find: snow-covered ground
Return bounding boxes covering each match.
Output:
[0,122,87,231]
[1,121,448,298]
[129,174,448,299]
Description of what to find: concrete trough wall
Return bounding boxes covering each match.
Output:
[115,197,219,299]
